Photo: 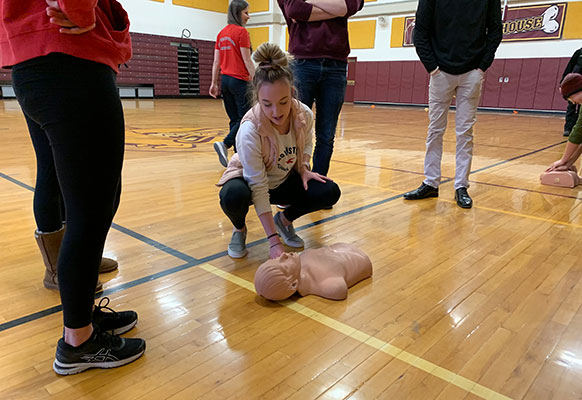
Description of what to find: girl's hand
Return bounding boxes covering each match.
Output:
[209,83,220,98]
[269,242,285,259]
[300,169,330,190]
[546,159,569,172]
[46,0,95,34]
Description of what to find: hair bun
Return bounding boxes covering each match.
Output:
[252,42,290,69]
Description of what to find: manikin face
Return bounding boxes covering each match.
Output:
[241,7,250,25]
[254,252,301,300]
[277,252,301,285]
[258,79,292,130]
[568,91,582,105]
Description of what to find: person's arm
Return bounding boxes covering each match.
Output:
[308,7,337,21]
[55,0,97,28]
[209,49,220,98]
[236,123,284,257]
[548,112,582,171]
[301,106,314,168]
[278,0,314,22]
[240,47,255,80]
[478,0,503,72]
[258,212,284,258]
[46,0,96,34]
[547,142,582,171]
[413,0,438,74]
[298,106,328,188]
[305,0,347,17]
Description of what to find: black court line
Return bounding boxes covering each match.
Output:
[334,141,566,176]
[469,141,567,175]
[112,223,196,263]
[469,180,582,201]
[0,171,34,191]
[0,140,568,332]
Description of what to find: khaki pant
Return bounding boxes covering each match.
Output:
[423,69,484,190]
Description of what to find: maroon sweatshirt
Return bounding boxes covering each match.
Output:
[278,0,363,62]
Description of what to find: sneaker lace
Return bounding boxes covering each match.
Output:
[93,324,122,347]
[94,297,123,336]
[95,297,120,318]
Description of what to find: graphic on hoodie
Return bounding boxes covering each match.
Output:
[277,146,297,172]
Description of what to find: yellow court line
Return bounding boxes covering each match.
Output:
[198,262,513,400]
[334,178,582,230]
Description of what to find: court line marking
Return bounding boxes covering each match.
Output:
[334,178,582,229]
[0,140,567,397]
[0,140,573,332]
[199,262,513,400]
[333,140,565,176]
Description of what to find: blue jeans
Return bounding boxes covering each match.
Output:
[221,74,251,150]
[293,58,347,175]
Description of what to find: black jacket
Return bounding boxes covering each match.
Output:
[413,0,503,75]
[562,48,582,80]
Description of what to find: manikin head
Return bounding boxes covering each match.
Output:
[561,73,582,104]
[254,252,301,300]
[251,43,295,130]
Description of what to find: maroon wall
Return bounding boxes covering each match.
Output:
[351,58,570,112]
[0,32,215,97]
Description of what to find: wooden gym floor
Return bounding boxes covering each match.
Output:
[0,98,581,400]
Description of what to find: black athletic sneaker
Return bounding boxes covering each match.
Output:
[93,297,138,335]
[53,327,146,375]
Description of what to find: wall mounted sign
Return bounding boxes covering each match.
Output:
[502,3,566,41]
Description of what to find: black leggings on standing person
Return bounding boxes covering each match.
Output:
[221,74,251,150]
[12,53,125,329]
[219,170,341,229]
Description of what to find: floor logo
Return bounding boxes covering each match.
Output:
[125,128,227,151]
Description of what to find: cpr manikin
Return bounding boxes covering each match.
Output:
[254,243,373,301]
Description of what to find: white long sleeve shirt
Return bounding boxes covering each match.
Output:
[236,102,314,216]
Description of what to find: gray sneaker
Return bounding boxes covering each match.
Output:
[273,212,304,248]
[228,230,247,258]
[213,142,229,167]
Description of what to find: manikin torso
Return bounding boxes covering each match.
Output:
[254,243,373,301]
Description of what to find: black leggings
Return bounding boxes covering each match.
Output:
[12,53,125,329]
[219,170,341,229]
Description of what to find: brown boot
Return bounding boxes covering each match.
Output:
[59,223,119,274]
[34,228,107,292]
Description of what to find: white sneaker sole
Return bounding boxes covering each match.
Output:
[228,247,248,258]
[53,347,145,375]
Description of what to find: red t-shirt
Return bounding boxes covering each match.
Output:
[215,24,251,81]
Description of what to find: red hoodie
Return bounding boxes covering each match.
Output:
[0,0,131,73]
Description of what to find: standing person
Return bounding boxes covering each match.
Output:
[210,0,255,167]
[277,0,364,177]
[403,0,502,209]
[562,47,582,137]
[1,0,145,374]
[217,43,341,260]
[547,73,582,171]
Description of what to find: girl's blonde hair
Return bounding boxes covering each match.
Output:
[250,43,295,104]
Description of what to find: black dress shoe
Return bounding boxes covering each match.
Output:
[403,183,439,200]
[455,187,473,209]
